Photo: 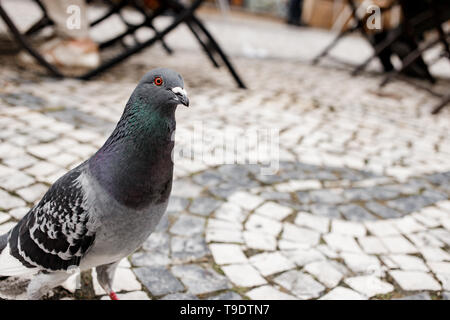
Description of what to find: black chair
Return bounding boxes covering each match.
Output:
[312,0,398,70]
[0,0,246,88]
[377,0,450,114]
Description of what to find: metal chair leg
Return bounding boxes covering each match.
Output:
[185,19,220,68]
[0,3,63,77]
[79,0,204,80]
[189,14,246,89]
[431,94,450,115]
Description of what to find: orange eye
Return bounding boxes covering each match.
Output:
[154,77,163,86]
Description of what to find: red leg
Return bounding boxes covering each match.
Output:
[109,291,119,300]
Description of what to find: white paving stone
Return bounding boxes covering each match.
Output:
[379,235,418,254]
[331,219,366,237]
[436,200,450,212]
[0,212,10,224]
[243,230,277,251]
[323,233,362,253]
[209,244,248,265]
[246,285,297,300]
[319,287,367,300]
[420,207,449,220]
[254,201,292,221]
[27,144,61,159]
[364,220,399,237]
[282,223,320,246]
[394,216,427,234]
[281,248,326,266]
[407,231,444,248]
[427,261,450,275]
[390,271,441,291]
[93,268,142,295]
[411,212,441,228]
[274,270,325,300]
[0,189,26,210]
[436,274,450,291]
[303,260,343,288]
[214,202,247,223]
[344,275,394,298]
[8,207,29,220]
[206,229,243,244]
[249,252,295,276]
[358,236,389,254]
[294,212,329,233]
[341,252,382,275]
[222,264,267,287]
[316,244,339,258]
[382,254,429,272]
[16,183,48,203]
[245,214,282,236]
[208,218,242,231]
[0,222,16,234]
[228,192,264,211]
[275,179,321,192]
[420,247,450,262]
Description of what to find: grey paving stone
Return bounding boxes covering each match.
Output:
[295,191,311,204]
[394,293,432,300]
[339,204,376,221]
[133,266,184,296]
[171,235,209,260]
[192,171,224,187]
[189,197,223,216]
[171,265,231,295]
[421,189,448,203]
[343,188,374,201]
[217,165,251,181]
[274,270,325,299]
[365,202,403,219]
[368,186,401,200]
[154,215,170,232]
[207,291,242,300]
[166,196,190,214]
[309,189,344,204]
[161,293,199,300]
[142,232,170,253]
[131,251,171,267]
[426,172,450,186]
[314,170,338,181]
[309,204,341,218]
[170,214,205,237]
[208,183,240,199]
[260,191,292,201]
[387,196,430,213]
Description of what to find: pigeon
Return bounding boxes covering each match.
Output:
[0,68,189,300]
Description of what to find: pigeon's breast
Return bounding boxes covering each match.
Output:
[78,172,169,269]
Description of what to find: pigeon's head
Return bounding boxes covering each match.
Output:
[136,68,189,108]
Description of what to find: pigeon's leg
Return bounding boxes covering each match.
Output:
[27,271,71,300]
[96,261,120,300]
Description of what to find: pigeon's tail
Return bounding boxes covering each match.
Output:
[0,232,30,300]
[0,232,8,256]
[0,232,10,281]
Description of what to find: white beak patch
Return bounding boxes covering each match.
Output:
[171,87,187,97]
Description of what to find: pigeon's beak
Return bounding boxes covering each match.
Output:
[171,87,189,107]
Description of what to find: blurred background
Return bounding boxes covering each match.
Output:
[0,0,449,300]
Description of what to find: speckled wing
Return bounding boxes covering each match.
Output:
[0,165,96,275]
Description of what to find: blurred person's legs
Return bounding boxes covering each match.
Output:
[20,0,100,71]
[287,0,303,26]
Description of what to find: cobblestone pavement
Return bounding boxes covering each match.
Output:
[0,1,450,300]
